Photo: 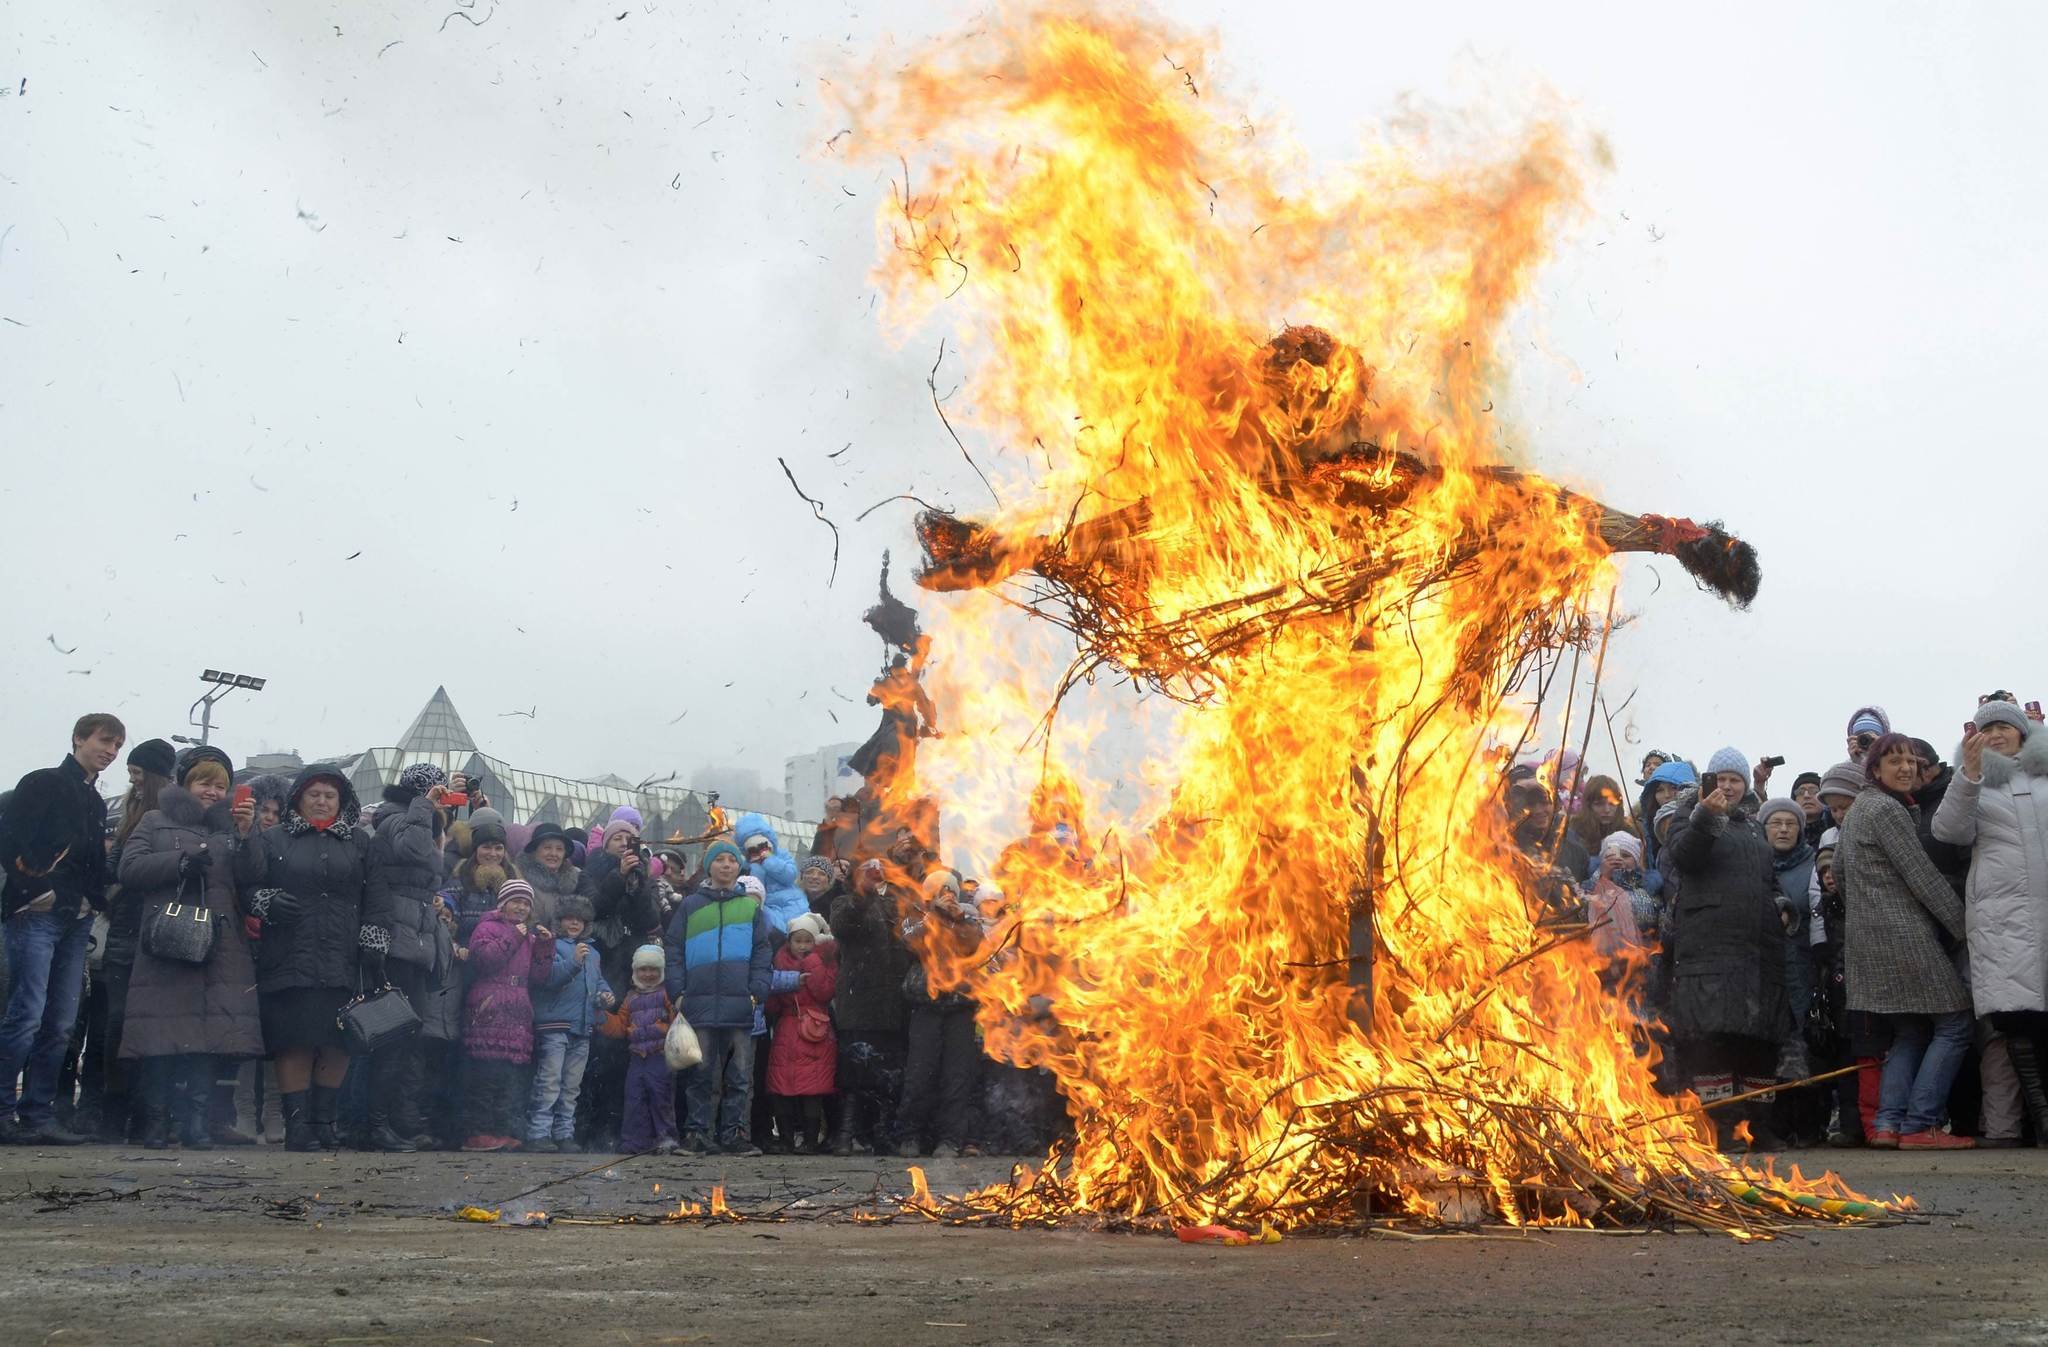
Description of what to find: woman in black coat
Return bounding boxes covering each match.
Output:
[1663,747,1791,1152]
[362,765,459,1151]
[233,766,380,1151]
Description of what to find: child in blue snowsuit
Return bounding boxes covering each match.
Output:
[527,895,615,1151]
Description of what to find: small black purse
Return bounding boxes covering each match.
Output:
[336,985,422,1054]
[142,875,218,965]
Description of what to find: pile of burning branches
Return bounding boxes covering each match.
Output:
[827,2,1900,1240]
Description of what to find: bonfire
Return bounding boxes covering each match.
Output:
[829,3,1896,1236]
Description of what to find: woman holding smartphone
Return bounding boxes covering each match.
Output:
[1933,699,2048,1144]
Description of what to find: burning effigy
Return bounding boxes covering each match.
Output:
[827,3,1899,1235]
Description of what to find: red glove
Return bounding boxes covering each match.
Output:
[243,916,263,941]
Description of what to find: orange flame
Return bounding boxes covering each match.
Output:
[833,2,1863,1231]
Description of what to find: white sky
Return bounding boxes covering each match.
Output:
[5,1,2044,803]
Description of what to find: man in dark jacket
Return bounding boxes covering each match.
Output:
[827,857,913,1154]
[664,839,771,1154]
[0,713,125,1144]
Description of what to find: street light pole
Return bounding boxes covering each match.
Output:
[187,669,267,746]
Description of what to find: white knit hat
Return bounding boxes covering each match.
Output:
[632,944,665,973]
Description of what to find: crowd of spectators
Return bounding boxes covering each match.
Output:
[0,715,1060,1156]
[1510,697,2048,1152]
[4,692,2046,1161]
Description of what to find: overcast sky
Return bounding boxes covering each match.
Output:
[7,2,2045,810]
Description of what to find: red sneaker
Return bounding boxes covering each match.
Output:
[461,1135,509,1152]
[1898,1130,1975,1150]
[1865,1130,1899,1149]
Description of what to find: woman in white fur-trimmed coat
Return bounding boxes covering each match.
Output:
[1932,698,2048,1139]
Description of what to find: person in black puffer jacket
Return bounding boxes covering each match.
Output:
[361,764,458,1152]
[232,765,378,1151]
[828,858,913,1154]
[1663,747,1790,1153]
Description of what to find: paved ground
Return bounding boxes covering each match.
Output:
[1,1143,2044,1346]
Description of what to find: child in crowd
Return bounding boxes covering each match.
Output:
[460,880,554,1152]
[765,913,838,1152]
[602,944,681,1154]
[528,895,616,1152]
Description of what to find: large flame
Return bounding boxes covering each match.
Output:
[833,3,1866,1232]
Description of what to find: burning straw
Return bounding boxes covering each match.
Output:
[825,1,1891,1239]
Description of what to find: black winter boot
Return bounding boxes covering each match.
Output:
[2006,1036,2048,1146]
[178,1059,214,1150]
[309,1084,342,1151]
[139,1061,174,1151]
[281,1091,318,1152]
[366,1044,419,1152]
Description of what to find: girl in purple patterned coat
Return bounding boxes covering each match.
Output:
[459,880,553,1151]
[599,944,681,1154]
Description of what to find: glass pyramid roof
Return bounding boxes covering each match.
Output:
[396,686,479,754]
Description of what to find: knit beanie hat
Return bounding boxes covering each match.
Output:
[632,943,665,974]
[922,869,963,901]
[799,854,835,880]
[1975,700,2031,736]
[1705,747,1751,784]
[602,818,641,850]
[399,762,448,793]
[786,912,829,942]
[174,744,235,785]
[609,805,644,830]
[1792,771,1822,794]
[469,806,505,831]
[1653,797,1687,839]
[1599,832,1643,865]
[496,878,536,912]
[1846,706,1891,739]
[1817,826,1839,855]
[1818,760,1866,802]
[703,839,742,870]
[469,816,509,850]
[129,738,177,779]
[1757,798,1804,832]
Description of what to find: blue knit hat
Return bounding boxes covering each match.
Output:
[1706,747,1751,783]
[704,839,743,870]
[1647,759,1698,789]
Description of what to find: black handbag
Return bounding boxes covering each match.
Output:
[336,984,422,1055]
[141,875,218,965]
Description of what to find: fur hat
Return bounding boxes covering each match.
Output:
[1818,760,1866,803]
[632,943,665,973]
[1975,700,2031,737]
[554,893,596,927]
[128,738,177,779]
[703,839,742,870]
[785,912,830,942]
[1705,747,1751,784]
[1757,798,1804,832]
[495,878,535,912]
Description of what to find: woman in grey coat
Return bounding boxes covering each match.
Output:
[116,747,264,1148]
[1838,733,1973,1149]
[1932,699,2048,1141]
